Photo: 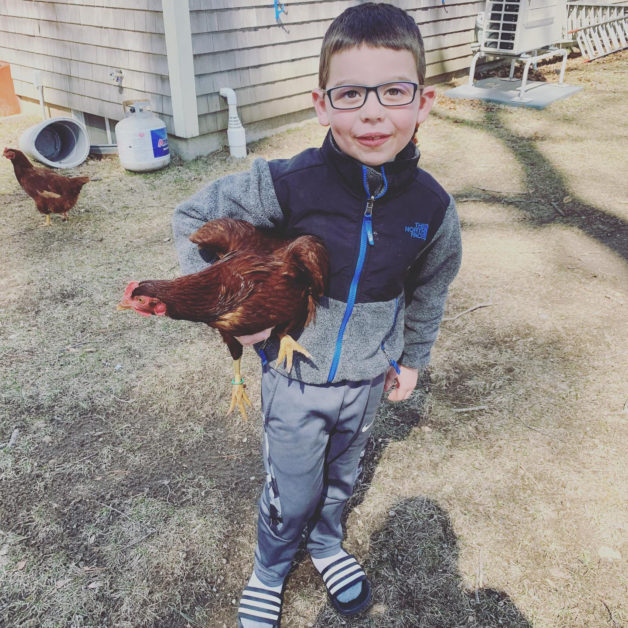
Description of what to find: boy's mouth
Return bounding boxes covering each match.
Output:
[356,133,390,148]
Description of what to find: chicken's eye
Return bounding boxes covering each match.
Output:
[137,297,145,304]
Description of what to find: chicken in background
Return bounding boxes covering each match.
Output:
[3,147,89,226]
[118,218,329,419]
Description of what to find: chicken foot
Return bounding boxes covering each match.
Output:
[276,333,312,372]
[227,357,252,419]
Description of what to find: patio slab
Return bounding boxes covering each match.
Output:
[445,77,583,109]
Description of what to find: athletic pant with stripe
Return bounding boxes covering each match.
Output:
[253,366,386,586]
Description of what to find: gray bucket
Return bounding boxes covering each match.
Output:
[19,117,90,168]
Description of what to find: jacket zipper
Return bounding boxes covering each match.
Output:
[327,165,387,382]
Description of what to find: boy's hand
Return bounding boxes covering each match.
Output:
[385,364,418,402]
[235,327,273,346]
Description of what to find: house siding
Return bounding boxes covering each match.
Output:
[0,0,485,156]
[191,0,484,142]
[0,0,171,130]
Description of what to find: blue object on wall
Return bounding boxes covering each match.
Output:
[274,0,286,21]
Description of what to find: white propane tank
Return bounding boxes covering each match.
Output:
[115,100,170,172]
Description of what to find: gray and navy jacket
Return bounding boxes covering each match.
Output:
[172,131,462,385]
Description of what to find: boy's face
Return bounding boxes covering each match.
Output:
[312,45,435,167]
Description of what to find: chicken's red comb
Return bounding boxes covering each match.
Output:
[123,281,140,299]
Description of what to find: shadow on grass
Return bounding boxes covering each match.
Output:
[431,107,628,262]
[313,495,531,627]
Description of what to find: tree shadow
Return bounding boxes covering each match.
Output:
[430,107,628,262]
[312,496,532,627]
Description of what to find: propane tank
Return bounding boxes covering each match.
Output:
[115,100,170,172]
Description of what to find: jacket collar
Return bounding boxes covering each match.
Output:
[321,130,421,198]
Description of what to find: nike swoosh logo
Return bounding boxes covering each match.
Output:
[362,420,374,433]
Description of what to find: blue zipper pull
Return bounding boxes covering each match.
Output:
[257,347,268,367]
[365,197,374,246]
[381,341,402,375]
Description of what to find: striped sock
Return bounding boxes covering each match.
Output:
[311,550,362,603]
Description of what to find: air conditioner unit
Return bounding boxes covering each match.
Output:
[482,0,567,55]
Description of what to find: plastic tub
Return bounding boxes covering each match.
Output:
[19,117,90,168]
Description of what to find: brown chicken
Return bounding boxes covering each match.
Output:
[3,147,89,226]
[118,218,329,418]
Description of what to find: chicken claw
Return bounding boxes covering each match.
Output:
[277,334,312,372]
[228,380,252,419]
[227,357,252,419]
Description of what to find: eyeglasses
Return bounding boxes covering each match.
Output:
[325,81,420,110]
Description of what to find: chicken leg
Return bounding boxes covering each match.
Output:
[276,333,312,372]
[227,357,252,419]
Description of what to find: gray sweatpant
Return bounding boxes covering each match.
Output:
[253,366,386,586]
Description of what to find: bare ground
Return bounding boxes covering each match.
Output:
[1,50,626,627]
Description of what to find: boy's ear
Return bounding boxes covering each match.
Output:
[416,86,436,125]
[312,89,330,127]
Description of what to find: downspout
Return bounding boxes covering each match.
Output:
[162,0,199,139]
[219,87,247,158]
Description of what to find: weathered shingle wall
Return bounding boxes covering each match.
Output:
[0,0,485,150]
[0,0,172,129]
[190,0,485,136]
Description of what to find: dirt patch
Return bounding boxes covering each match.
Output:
[1,50,626,627]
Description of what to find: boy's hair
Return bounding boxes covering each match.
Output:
[318,3,426,89]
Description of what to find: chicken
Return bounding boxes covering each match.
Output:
[118,218,329,418]
[3,147,89,226]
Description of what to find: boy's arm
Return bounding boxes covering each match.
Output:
[400,196,462,371]
[171,157,285,275]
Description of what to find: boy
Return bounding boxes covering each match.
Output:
[172,3,462,626]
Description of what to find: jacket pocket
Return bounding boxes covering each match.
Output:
[380,296,402,368]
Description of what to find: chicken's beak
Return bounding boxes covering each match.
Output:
[118,281,139,310]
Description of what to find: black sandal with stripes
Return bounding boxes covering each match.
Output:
[320,554,372,616]
[237,585,283,627]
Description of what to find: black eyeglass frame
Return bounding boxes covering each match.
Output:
[325,81,422,110]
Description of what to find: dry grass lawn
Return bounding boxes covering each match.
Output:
[1,51,626,627]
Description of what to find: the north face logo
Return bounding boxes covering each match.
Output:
[405,222,429,240]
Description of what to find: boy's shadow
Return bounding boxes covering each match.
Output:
[312,496,532,627]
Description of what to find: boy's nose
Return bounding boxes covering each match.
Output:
[360,90,385,119]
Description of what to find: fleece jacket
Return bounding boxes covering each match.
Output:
[172,131,462,384]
